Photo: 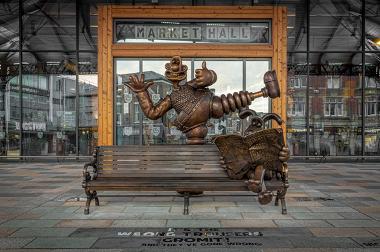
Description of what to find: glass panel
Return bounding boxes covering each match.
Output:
[22,0,76,51]
[194,60,243,142]
[115,20,270,44]
[365,0,380,51]
[141,59,191,145]
[0,1,19,50]
[364,53,380,155]
[287,0,307,51]
[287,53,307,156]
[20,52,77,156]
[310,0,362,51]
[246,60,270,113]
[115,59,140,145]
[0,67,20,156]
[79,3,97,50]
[79,53,98,155]
[308,53,362,156]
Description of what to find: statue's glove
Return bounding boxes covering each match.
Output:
[279,145,290,162]
[125,73,154,93]
[194,61,217,88]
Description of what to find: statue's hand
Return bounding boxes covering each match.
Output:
[194,61,217,87]
[125,73,154,93]
[279,145,290,162]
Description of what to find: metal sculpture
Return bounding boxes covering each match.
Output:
[125,56,280,144]
[214,110,289,212]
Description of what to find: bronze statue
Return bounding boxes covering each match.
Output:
[125,56,280,144]
[214,110,289,209]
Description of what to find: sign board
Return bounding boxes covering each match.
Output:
[115,20,270,44]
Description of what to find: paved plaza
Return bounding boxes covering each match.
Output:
[0,161,379,251]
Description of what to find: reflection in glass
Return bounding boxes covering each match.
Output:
[142,60,191,145]
[0,1,18,51]
[195,60,243,142]
[287,53,307,156]
[78,74,98,155]
[11,73,77,156]
[22,1,76,51]
[310,0,362,51]
[116,58,271,146]
[246,60,270,113]
[364,54,380,155]
[0,71,20,156]
[115,60,140,145]
[308,53,362,156]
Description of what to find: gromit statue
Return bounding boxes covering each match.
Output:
[125,56,280,144]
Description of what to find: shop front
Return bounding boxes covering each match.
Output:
[97,5,287,145]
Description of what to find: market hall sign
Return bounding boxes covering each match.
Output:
[115,20,270,43]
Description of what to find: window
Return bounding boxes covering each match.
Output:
[327,76,341,89]
[365,77,377,88]
[324,97,344,116]
[365,97,379,116]
[289,76,306,88]
[288,97,305,116]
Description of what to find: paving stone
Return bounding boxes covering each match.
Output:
[124,206,170,213]
[0,227,18,237]
[0,237,35,249]
[309,228,376,237]
[0,219,60,228]
[261,206,311,213]
[11,227,77,237]
[242,212,292,219]
[25,237,98,249]
[259,227,314,237]
[220,220,276,228]
[327,220,380,228]
[274,220,332,228]
[308,207,357,213]
[288,237,361,248]
[217,206,263,213]
[338,212,372,220]
[112,220,167,228]
[190,213,243,220]
[351,237,380,248]
[170,206,217,214]
[367,228,380,237]
[167,219,220,228]
[290,212,344,220]
[92,237,161,249]
[56,220,113,228]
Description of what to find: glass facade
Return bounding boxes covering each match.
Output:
[114,58,270,145]
[0,0,378,158]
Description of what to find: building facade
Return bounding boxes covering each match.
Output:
[0,0,378,158]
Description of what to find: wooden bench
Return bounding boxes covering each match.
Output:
[82,145,288,215]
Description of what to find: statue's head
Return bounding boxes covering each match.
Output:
[165,56,188,82]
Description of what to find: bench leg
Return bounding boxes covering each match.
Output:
[274,190,280,206]
[94,191,99,206]
[84,189,98,215]
[280,197,287,215]
[84,190,92,215]
[183,192,190,215]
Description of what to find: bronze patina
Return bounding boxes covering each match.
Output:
[214,110,289,209]
[125,56,280,144]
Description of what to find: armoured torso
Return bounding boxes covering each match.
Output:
[170,84,212,114]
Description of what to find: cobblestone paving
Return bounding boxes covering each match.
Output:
[0,162,379,251]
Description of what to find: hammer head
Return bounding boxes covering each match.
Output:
[263,70,280,99]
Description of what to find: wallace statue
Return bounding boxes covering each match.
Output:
[125,56,280,145]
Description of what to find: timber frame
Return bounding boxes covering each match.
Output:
[98,5,287,145]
